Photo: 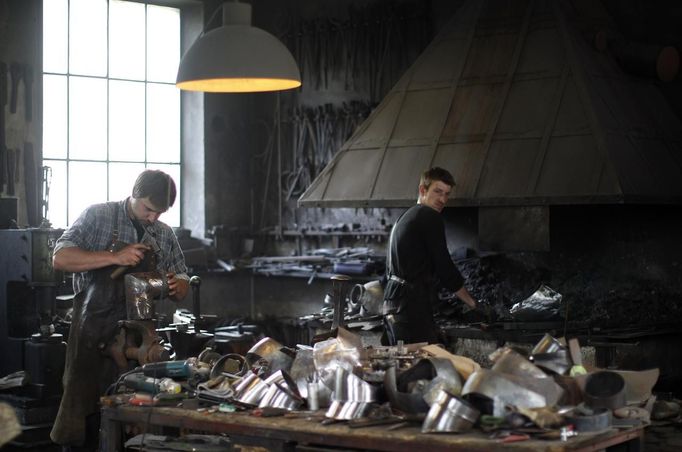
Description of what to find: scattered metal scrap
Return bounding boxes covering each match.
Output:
[108,326,659,444]
[244,246,384,282]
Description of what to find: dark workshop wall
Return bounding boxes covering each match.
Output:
[16,1,681,330]
[201,0,464,249]
[0,0,42,227]
[180,1,207,242]
[195,0,465,323]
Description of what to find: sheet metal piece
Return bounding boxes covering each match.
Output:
[258,384,303,411]
[510,285,563,321]
[530,349,573,375]
[333,367,377,402]
[384,357,462,414]
[490,347,548,380]
[574,368,659,405]
[422,390,480,433]
[245,337,294,376]
[462,368,564,410]
[421,358,463,406]
[325,400,372,420]
[233,372,270,406]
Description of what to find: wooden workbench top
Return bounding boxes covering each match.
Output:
[101,402,645,452]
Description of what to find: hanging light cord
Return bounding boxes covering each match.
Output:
[197,3,226,39]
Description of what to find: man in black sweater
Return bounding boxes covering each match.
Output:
[383,167,480,345]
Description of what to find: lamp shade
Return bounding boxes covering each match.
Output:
[176,2,301,92]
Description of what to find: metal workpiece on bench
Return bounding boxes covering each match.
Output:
[190,275,201,318]
[245,337,295,377]
[462,368,563,412]
[422,390,480,434]
[124,272,168,320]
[330,274,351,330]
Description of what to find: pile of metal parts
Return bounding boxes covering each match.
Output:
[113,328,659,442]
[297,276,386,341]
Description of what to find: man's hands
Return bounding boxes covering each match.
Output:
[460,300,496,323]
[477,302,496,323]
[54,244,149,273]
[454,286,478,310]
[112,243,149,267]
[454,286,496,323]
[167,272,189,302]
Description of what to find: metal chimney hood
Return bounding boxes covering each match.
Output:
[299,0,682,208]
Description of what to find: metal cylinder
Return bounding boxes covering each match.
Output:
[330,274,351,329]
[190,275,202,318]
[124,272,169,320]
[307,382,320,411]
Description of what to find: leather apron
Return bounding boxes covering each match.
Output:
[51,212,153,446]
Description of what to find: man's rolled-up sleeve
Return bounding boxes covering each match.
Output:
[54,207,99,254]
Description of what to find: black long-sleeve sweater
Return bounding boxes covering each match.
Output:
[387,204,464,292]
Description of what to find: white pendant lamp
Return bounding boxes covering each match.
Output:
[176,2,301,93]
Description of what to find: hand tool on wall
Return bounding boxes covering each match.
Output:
[41,165,51,222]
[0,61,7,190]
[9,62,21,114]
[0,148,5,194]
[23,64,33,122]
[0,61,7,106]
[6,148,15,196]
[23,141,39,226]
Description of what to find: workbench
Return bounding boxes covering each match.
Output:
[100,403,644,452]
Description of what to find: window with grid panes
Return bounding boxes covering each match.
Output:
[42,0,181,228]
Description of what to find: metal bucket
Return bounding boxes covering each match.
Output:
[584,371,626,410]
[422,390,480,433]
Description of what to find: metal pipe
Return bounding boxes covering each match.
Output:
[190,275,201,319]
[277,92,282,238]
[330,274,351,330]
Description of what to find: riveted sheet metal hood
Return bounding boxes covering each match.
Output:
[299,0,682,208]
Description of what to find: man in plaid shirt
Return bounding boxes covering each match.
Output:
[51,169,189,450]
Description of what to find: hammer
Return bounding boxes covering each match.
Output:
[110,227,162,279]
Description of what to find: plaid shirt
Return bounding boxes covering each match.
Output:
[55,199,188,294]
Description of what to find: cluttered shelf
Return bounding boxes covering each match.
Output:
[272,229,390,237]
[100,401,644,452]
[95,327,659,452]
[208,246,385,282]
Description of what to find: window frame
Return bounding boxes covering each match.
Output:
[42,0,183,228]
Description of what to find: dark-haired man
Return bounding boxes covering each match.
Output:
[383,167,481,345]
[51,169,188,450]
